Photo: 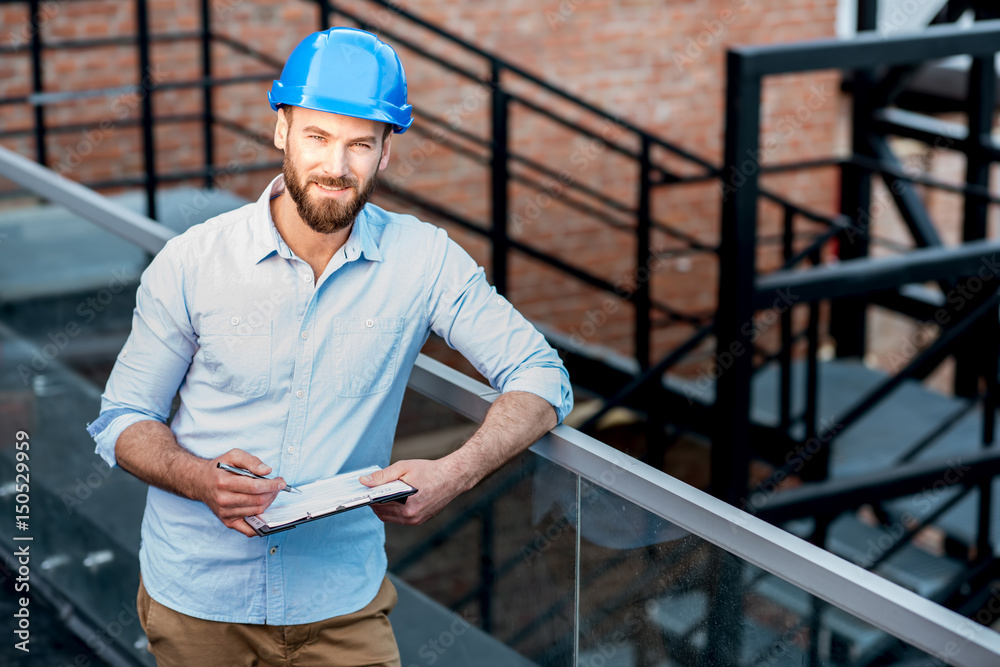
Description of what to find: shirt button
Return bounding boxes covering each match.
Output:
[231,316,240,326]
[269,547,277,555]
[302,274,312,283]
[301,331,309,340]
[365,319,375,328]
[287,446,295,454]
[296,390,304,399]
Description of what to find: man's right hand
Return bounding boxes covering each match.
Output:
[198,449,287,538]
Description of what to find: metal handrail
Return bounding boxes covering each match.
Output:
[409,354,1000,667]
[0,145,171,254]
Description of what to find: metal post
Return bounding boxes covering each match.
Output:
[802,250,825,483]
[490,62,509,296]
[779,206,794,436]
[955,54,996,397]
[636,135,652,372]
[317,0,332,30]
[857,0,878,33]
[136,0,157,220]
[805,247,831,556]
[200,0,214,190]
[712,50,759,508]
[980,300,999,560]
[707,55,755,664]
[29,0,46,167]
[636,135,664,463]
[831,0,877,358]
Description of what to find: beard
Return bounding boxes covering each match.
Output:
[282,151,380,234]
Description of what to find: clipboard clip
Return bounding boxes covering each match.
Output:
[335,495,372,512]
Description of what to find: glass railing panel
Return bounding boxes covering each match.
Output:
[576,478,965,666]
[0,178,155,665]
[387,422,580,667]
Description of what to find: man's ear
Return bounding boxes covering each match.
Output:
[378,131,392,171]
[274,108,289,151]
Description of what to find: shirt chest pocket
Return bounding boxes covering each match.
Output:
[332,317,404,398]
[197,315,272,399]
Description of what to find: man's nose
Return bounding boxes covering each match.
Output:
[317,146,350,179]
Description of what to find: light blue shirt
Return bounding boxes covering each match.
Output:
[87,175,573,624]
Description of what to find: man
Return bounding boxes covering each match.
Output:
[86,27,572,667]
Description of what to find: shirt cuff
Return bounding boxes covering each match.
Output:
[86,410,159,468]
[501,365,574,425]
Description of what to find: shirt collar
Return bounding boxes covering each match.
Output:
[249,174,383,265]
[351,206,384,263]
[248,174,284,264]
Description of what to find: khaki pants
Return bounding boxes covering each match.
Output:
[137,576,401,667]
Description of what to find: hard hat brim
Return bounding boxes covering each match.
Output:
[268,87,413,134]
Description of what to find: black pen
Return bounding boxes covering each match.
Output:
[217,462,302,494]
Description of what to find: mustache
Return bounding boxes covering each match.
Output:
[310,175,358,189]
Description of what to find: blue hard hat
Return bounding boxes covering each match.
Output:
[268,27,413,134]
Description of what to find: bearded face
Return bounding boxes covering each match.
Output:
[281,147,380,235]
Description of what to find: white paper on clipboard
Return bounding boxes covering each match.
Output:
[248,465,416,533]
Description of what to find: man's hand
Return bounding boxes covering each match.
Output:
[360,458,469,526]
[197,449,287,538]
[115,422,287,538]
[361,391,557,526]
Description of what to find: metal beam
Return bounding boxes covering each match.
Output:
[874,107,1000,162]
[707,50,761,665]
[136,0,157,220]
[714,51,759,506]
[832,47,875,359]
[199,0,214,192]
[736,19,1000,77]
[755,237,1000,307]
[868,285,946,323]
[956,54,998,396]
[868,133,944,248]
[29,0,45,167]
[635,136,652,371]
[963,54,997,244]
[489,62,509,296]
[857,0,877,32]
[755,448,1000,524]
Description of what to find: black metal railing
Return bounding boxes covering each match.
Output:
[0,0,716,369]
[0,0,859,395]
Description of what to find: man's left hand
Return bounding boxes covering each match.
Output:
[360,458,469,525]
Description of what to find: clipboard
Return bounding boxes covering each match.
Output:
[243,465,417,536]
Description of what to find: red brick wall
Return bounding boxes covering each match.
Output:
[1,0,845,377]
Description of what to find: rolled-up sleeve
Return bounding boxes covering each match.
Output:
[425,228,573,423]
[86,240,197,466]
